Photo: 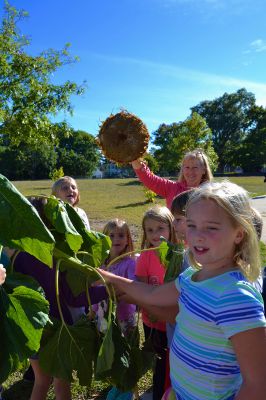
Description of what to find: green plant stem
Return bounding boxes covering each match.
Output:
[54,247,114,302]
[106,246,161,269]
[55,259,67,325]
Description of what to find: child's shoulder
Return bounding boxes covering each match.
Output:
[210,270,263,303]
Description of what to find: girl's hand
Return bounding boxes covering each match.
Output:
[0,264,6,285]
[131,159,142,169]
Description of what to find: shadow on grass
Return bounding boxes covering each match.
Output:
[31,187,50,191]
[115,201,148,209]
[116,180,141,186]
[3,379,34,400]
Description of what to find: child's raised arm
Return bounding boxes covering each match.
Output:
[0,264,6,285]
[100,269,179,307]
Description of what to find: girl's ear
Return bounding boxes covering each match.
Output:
[234,228,245,244]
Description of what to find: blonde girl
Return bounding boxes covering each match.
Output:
[51,176,90,230]
[99,181,266,400]
[136,205,177,400]
[132,148,213,209]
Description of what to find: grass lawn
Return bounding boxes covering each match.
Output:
[2,175,265,399]
[12,175,266,247]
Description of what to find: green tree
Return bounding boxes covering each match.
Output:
[143,153,159,173]
[0,142,57,179]
[229,105,266,172]
[152,112,218,174]
[0,2,85,146]
[191,88,257,170]
[56,130,100,177]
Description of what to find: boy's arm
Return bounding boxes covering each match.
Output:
[100,269,179,307]
[232,327,266,399]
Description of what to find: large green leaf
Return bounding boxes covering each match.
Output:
[117,334,155,392]
[158,239,185,283]
[80,230,111,268]
[39,316,100,386]
[0,279,50,382]
[95,312,116,377]
[95,312,131,384]
[53,247,100,296]
[0,174,55,266]
[65,203,111,268]
[44,197,83,254]
[95,314,154,391]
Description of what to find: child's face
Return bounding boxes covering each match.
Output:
[56,180,78,206]
[109,227,128,257]
[173,213,187,240]
[186,199,244,272]
[144,217,170,247]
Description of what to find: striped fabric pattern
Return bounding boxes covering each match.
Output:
[170,267,266,400]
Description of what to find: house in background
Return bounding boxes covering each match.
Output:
[92,168,103,179]
[93,160,135,178]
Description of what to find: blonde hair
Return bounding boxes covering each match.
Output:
[186,180,261,282]
[103,218,134,255]
[178,149,213,184]
[141,205,177,249]
[51,176,80,206]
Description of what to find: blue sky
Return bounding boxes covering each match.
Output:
[2,0,266,137]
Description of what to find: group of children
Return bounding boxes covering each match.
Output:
[100,180,266,400]
[1,174,266,400]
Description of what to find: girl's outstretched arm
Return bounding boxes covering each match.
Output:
[232,327,266,399]
[100,269,179,307]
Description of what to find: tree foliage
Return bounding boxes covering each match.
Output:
[0,129,100,180]
[228,105,266,172]
[191,88,258,170]
[151,112,218,174]
[56,130,100,177]
[0,141,57,180]
[0,2,85,146]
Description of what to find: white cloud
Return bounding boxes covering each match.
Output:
[92,53,266,106]
[250,39,266,53]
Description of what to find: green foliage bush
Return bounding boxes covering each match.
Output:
[49,167,64,181]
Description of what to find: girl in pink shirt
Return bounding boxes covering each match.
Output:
[136,206,177,400]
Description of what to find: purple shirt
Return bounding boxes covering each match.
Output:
[104,256,136,321]
[13,252,107,325]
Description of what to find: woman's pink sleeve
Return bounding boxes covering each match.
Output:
[134,163,177,198]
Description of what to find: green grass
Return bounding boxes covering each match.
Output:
[12,175,266,246]
[2,175,265,399]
